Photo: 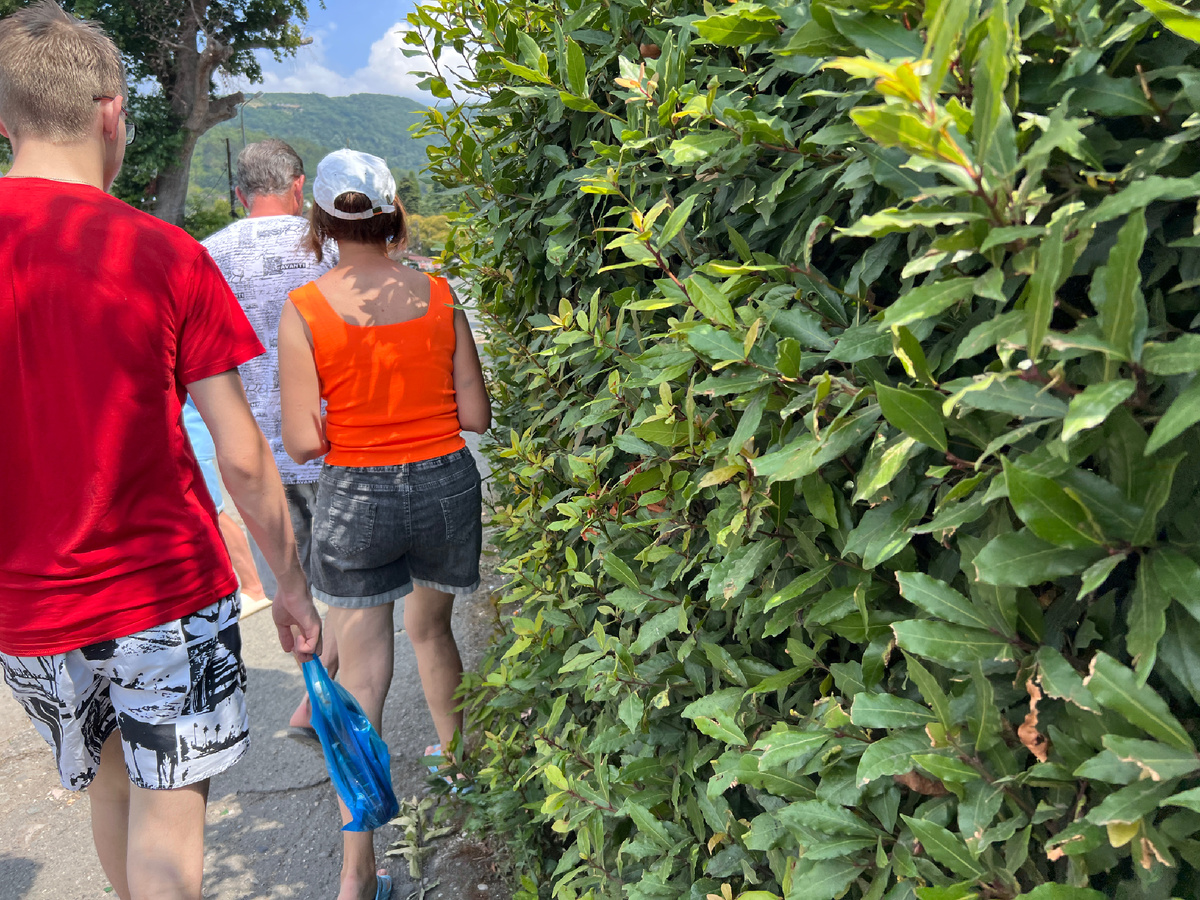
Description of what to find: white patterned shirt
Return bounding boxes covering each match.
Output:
[203,216,337,484]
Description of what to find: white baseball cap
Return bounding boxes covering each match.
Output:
[313,149,397,220]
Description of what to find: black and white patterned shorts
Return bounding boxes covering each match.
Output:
[0,593,249,791]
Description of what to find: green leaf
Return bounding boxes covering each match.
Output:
[831,11,923,58]
[565,38,587,96]
[752,409,879,484]
[499,58,553,85]
[1133,0,1200,42]
[843,490,930,568]
[851,692,937,729]
[1125,555,1170,677]
[686,274,738,329]
[1018,887,1106,900]
[1164,786,1200,814]
[783,858,861,900]
[686,324,745,361]
[1084,778,1179,825]
[973,530,1103,586]
[1141,333,1200,375]
[905,653,953,730]
[1037,647,1099,711]
[903,815,985,879]
[972,0,1010,167]
[841,210,982,239]
[912,753,982,783]
[1085,652,1194,751]
[1078,554,1125,598]
[778,799,879,838]
[662,132,735,166]
[897,571,996,632]
[953,311,1024,363]
[892,620,1018,665]
[1146,375,1200,455]
[695,5,781,46]
[857,730,932,786]
[682,687,748,745]
[753,724,830,771]
[772,308,834,351]
[1096,209,1148,377]
[1025,217,1065,360]
[881,278,976,330]
[876,384,948,452]
[854,434,921,502]
[1066,72,1156,116]
[602,552,641,590]
[618,692,645,732]
[631,607,682,654]
[1002,458,1104,549]
[708,540,780,601]
[1148,547,1200,625]
[851,106,942,159]
[659,194,698,247]
[1062,380,1136,442]
[625,800,673,849]
[941,375,1069,419]
[1102,735,1200,782]
[763,564,834,612]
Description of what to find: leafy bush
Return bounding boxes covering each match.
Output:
[411,0,1200,897]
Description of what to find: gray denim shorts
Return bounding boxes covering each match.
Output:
[310,447,483,607]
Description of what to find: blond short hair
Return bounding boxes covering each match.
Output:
[0,0,126,142]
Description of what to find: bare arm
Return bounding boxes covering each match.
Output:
[278,301,330,464]
[187,369,321,661]
[452,305,491,434]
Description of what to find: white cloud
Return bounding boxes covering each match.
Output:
[232,23,467,101]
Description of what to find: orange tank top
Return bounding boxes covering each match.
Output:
[289,274,466,466]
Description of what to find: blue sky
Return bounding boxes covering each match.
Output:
[241,0,444,99]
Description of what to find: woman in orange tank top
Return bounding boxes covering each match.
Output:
[277,150,490,900]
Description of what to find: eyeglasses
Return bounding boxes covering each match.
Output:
[92,95,136,146]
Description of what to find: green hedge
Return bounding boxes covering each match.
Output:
[410,0,1200,897]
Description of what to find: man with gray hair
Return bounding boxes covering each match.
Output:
[203,139,338,740]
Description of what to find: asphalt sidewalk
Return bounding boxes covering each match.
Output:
[0,434,510,900]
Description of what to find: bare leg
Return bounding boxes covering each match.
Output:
[126,778,209,900]
[403,586,463,754]
[327,603,395,900]
[88,732,132,900]
[218,511,267,601]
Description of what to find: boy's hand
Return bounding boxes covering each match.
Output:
[272,580,322,662]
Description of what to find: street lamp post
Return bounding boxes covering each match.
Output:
[238,91,264,149]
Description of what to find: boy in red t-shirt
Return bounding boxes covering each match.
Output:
[0,3,322,898]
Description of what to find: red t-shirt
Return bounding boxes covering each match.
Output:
[0,177,264,656]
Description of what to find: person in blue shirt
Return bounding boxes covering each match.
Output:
[183,398,272,617]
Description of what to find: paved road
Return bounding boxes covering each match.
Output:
[0,435,509,900]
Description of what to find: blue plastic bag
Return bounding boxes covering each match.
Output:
[302,657,399,831]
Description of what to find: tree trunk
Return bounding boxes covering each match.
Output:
[150,23,240,226]
[153,129,201,227]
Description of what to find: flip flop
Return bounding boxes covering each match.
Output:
[238,593,273,620]
[375,873,392,900]
[285,724,321,748]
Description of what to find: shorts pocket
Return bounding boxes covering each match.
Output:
[319,494,376,555]
[440,483,481,545]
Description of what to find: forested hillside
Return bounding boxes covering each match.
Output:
[189,92,443,210]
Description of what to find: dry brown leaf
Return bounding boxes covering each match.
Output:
[893,770,949,796]
[1018,678,1051,762]
[1139,836,1170,869]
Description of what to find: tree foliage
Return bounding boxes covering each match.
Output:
[0,0,317,223]
[413,0,1200,898]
